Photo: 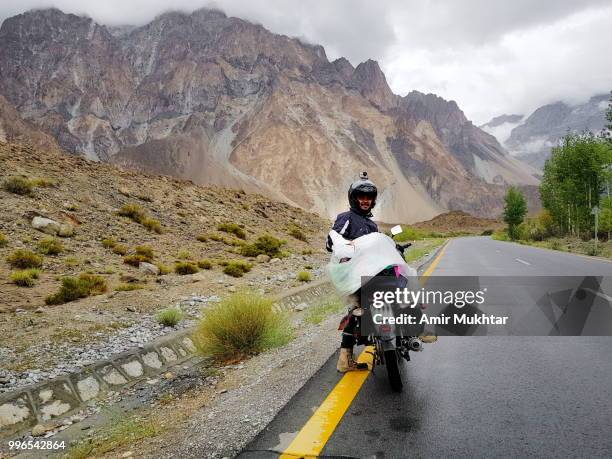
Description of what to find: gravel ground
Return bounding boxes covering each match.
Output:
[148,313,342,459]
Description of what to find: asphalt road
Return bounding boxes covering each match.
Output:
[240,237,612,458]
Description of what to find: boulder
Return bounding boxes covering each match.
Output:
[270,258,281,264]
[31,216,60,235]
[139,262,160,276]
[256,254,270,263]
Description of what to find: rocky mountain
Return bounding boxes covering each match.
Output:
[484,94,610,170]
[0,7,540,221]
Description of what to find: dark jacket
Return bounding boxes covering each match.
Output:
[326,209,379,252]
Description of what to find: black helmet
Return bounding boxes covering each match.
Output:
[348,171,377,216]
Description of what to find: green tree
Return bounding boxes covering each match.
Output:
[540,133,611,237]
[599,196,612,239]
[503,186,527,239]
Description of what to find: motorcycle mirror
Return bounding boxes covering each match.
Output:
[390,225,403,236]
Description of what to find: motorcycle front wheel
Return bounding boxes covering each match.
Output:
[384,349,403,392]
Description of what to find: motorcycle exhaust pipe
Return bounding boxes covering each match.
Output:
[408,337,423,352]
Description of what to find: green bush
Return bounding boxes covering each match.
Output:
[156,308,183,327]
[135,245,154,259]
[112,244,128,255]
[101,238,116,249]
[288,227,307,242]
[117,203,146,223]
[296,271,312,282]
[115,283,145,292]
[491,230,510,242]
[222,260,252,277]
[155,263,172,275]
[10,268,41,287]
[176,249,192,260]
[174,261,199,275]
[30,177,56,188]
[217,223,246,239]
[45,273,107,305]
[123,254,148,267]
[2,176,33,195]
[37,237,64,255]
[117,204,162,233]
[198,259,213,270]
[142,217,162,234]
[192,291,292,361]
[0,232,8,247]
[6,249,43,269]
[238,234,284,257]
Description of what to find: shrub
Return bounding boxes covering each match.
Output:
[135,245,154,259]
[37,237,64,255]
[101,238,116,249]
[142,217,162,234]
[64,256,81,267]
[10,268,41,287]
[209,234,223,242]
[192,291,292,361]
[217,223,246,239]
[297,271,312,282]
[549,240,562,250]
[2,176,33,195]
[198,259,213,270]
[175,261,199,275]
[123,254,149,267]
[155,263,172,275]
[115,283,145,292]
[176,249,192,260]
[481,229,494,236]
[30,177,56,188]
[196,234,208,242]
[112,244,128,255]
[223,260,252,277]
[238,234,284,257]
[0,232,8,247]
[117,203,146,223]
[156,308,183,327]
[491,230,510,242]
[6,249,43,269]
[304,265,313,270]
[45,273,107,305]
[288,227,307,242]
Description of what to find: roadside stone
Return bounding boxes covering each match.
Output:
[139,262,160,276]
[31,216,60,235]
[294,302,307,312]
[256,254,270,263]
[32,424,52,437]
[270,258,281,264]
[35,307,45,314]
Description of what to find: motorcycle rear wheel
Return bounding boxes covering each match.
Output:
[384,349,403,392]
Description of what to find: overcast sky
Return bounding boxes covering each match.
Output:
[1,0,611,124]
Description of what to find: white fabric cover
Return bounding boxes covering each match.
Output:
[326,231,417,296]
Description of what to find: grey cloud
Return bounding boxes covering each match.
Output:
[0,0,610,124]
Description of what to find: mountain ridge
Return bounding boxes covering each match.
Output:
[0,7,539,221]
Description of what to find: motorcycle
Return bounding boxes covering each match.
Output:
[327,226,424,392]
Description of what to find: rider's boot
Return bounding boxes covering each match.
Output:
[337,347,368,372]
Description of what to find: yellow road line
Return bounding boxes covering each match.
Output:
[279,348,374,458]
[280,241,450,458]
[420,240,450,282]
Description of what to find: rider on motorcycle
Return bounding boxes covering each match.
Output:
[326,172,378,372]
